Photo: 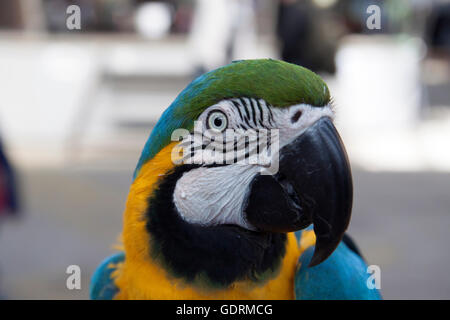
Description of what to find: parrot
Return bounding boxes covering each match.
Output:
[90,59,381,300]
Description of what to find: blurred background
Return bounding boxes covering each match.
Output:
[0,0,449,299]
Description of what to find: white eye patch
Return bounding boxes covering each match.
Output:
[173,164,259,230]
[272,103,335,148]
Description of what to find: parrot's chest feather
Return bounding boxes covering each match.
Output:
[115,232,301,299]
[116,143,302,299]
[144,164,290,289]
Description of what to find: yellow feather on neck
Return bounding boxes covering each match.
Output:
[114,142,305,299]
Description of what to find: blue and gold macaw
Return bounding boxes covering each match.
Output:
[91,59,381,300]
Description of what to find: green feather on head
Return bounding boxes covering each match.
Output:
[134,59,330,179]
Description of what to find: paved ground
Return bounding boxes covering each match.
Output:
[0,163,449,299]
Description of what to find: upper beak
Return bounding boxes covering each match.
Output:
[244,117,353,267]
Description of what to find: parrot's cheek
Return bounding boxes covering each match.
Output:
[244,117,353,267]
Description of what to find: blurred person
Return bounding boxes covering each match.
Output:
[276,0,340,74]
[0,137,19,221]
[0,135,19,300]
[427,2,450,55]
[424,1,450,112]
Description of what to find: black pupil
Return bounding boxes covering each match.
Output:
[214,117,223,127]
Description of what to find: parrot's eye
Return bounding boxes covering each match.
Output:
[207,110,228,132]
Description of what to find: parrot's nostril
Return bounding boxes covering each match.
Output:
[291,110,303,123]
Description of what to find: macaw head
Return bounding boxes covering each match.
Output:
[125,59,352,288]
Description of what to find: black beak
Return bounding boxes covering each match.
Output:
[244,117,353,267]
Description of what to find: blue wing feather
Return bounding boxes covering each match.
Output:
[90,252,124,300]
[295,235,382,300]
[90,236,380,300]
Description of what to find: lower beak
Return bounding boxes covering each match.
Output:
[244,117,353,267]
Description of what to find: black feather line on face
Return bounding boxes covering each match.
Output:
[145,164,287,290]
